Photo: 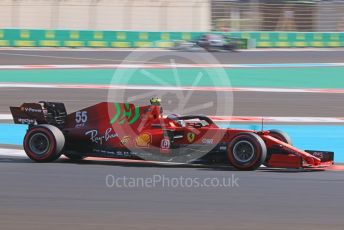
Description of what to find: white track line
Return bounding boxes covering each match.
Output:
[1,113,344,123]
[1,82,343,94]
[1,63,344,69]
[0,114,12,120]
[210,116,344,123]
[0,148,26,157]
[0,149,69,159]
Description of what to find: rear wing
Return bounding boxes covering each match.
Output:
[10,102,67,128]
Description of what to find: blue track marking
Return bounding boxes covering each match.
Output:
[1,123,343,162]
[0,124,27,145]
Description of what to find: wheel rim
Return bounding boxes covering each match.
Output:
[28,133,50,155]
[233,140,255,163]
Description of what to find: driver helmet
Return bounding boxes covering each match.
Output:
[150,96,161,106]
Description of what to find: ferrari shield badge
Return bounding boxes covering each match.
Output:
[187,132,196,143]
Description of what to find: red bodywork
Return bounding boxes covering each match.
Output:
[11,102,334,169]
[61,102,333,169]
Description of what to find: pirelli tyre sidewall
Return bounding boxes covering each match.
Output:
[227,133,267,171]
[23,125,65,162]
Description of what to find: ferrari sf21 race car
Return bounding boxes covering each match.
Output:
[10,101,334,170]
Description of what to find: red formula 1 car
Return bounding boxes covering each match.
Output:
[10,101,334,170]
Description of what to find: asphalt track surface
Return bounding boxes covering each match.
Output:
[1,88,343,117]
[1,49,344,65]
[1,49,344,230]
[0,155,344,230]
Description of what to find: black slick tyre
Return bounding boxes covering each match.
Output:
[227,133,267,171]
[23,125,65,162]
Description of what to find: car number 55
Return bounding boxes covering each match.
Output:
[76,111,88,123]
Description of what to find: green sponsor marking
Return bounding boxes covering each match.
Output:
[110,103,140,125]
[110,103,121,124]
[128,106,140,125]
[119,103,132,124]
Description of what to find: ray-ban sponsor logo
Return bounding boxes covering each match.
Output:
[85,128,118,145]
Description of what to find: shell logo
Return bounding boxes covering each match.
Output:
[135,133,151,148]
[120,136,131,146]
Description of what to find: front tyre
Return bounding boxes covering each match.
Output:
[227,133,267,171]
[23,125,65,162]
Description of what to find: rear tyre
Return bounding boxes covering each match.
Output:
[227,133,267,171]
[23,125,65,162]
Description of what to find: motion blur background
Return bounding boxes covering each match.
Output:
[1,0,344,31]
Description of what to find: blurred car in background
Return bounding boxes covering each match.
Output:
[172,34,240,52]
